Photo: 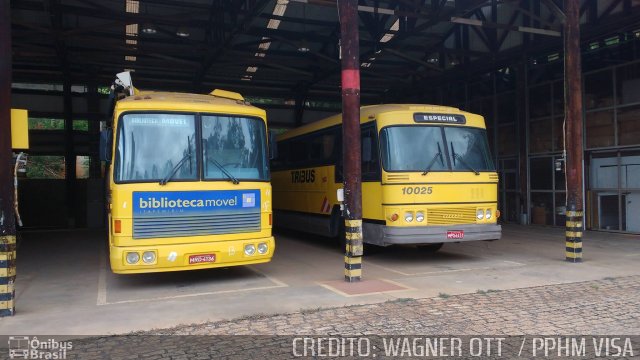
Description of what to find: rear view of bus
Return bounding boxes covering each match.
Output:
[376,106,501,247]
[101,82,275,273]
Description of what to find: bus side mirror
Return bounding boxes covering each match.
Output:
[99,129,113,163]
[268,129,278,160]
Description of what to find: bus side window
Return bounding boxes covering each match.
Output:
[272,140,289,169]
[290,138,308,165]
[362,126,380,181]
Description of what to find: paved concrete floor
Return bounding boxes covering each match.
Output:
[1,225,639,335]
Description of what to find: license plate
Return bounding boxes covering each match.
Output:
[189,254,216,264]
[447,230,464,239]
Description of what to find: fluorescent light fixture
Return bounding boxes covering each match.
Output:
[126,39,137,45]
[141,23,157,35]
[176,27,190,37]
[246,66,258,73]
[298,39,310,52]
[125,55,137,62]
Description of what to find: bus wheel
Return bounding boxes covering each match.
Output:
[417,243,444,253]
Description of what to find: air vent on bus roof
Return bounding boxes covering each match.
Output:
[209,89,244,101]
[410,105,460,111]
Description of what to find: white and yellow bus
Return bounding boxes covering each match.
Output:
[271,104,501,251]
[101,82,275,273]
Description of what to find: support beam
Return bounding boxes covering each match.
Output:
[338,0,363,282]
[0,0,17,317]
[63,79,76,228]
[517,60,528,225]
[87,81,101,178]
[564,0,584,263]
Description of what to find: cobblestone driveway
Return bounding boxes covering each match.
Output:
[159,275,640,336]
[3,276,638,359]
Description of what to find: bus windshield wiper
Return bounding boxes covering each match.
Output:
[160,137,193,185]
[159,153,191,185]
[422,143,444,176]
[450,142,480,175]
[207,158,240,185]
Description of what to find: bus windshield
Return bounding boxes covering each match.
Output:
[115,113,269,183]
[444,126,495,172]
[380,125,495,172]
[202,115,269,181]
[116,113,197,182]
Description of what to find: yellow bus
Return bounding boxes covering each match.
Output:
[100,83,275,273]
[271,104,501,251]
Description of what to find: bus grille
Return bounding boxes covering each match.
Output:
[133,213,261,239]
[426,207,477,225]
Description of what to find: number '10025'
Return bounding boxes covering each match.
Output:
[401,186,433,195]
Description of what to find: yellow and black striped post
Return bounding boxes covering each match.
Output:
[566,211,583,263]
[0,236,16,316]
[338,0,364,283]
[564,0,584,264]
[344,219,363,282]
[1,0,17,317]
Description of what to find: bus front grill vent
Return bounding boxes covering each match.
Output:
[426,207,477,225]
[133,213,261,239]
[386,174,409,182]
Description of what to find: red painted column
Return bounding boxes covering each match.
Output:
[338,0,363,282]
[0,0,17,316]
[564,0,584,263]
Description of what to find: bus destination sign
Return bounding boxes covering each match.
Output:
[413,113,466,124]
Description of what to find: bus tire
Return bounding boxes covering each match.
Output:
[417,243,444,253]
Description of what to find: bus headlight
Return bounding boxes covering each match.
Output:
[142,251,156,264]
[126,252,140,264]
[485,209,492,219]
[257,242,268,255]
[404,212,414,222]
[416,212,425,222]
[244,244,256,256]
[476,209,484,220]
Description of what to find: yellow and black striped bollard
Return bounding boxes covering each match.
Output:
[0,235,16,316]
[344,219,363,282]
[565,210,583,263]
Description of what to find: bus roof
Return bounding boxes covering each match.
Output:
[278,104,471,141]
[115,91,266,118]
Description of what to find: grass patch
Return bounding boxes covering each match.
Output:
[476,289,501,295]
[438,292,451,299]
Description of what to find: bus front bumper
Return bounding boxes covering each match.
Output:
[364,223,501,246]
[110,236,275,274]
